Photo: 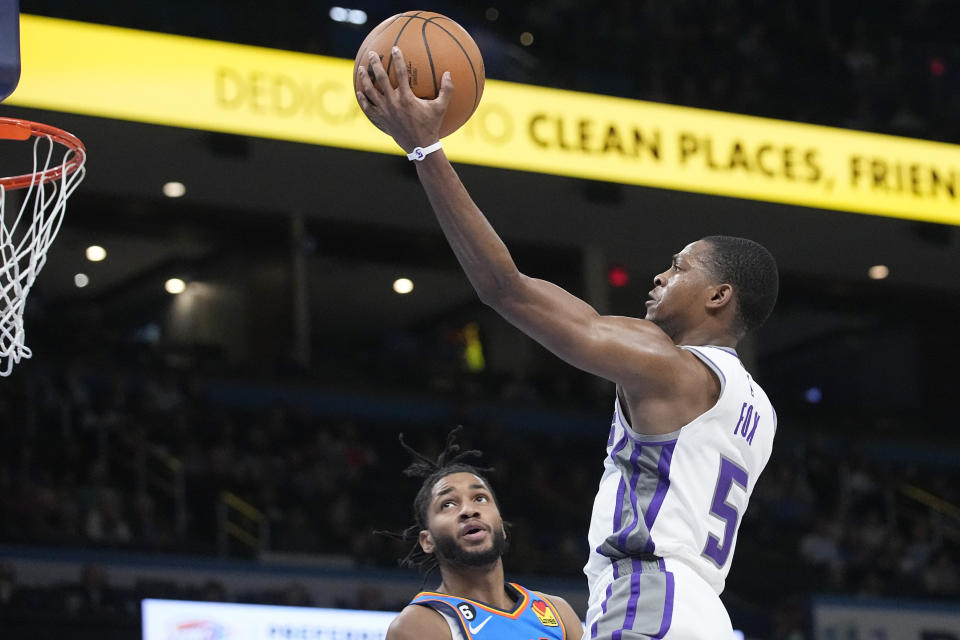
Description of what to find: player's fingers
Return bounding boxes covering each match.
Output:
[355,89,388,132]
[390,47,413,98]
[436,71,455,109]
[356,87,373,112]
[366,50,392,93]
[356,64,382,107]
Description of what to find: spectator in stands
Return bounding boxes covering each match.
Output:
[85,489,132,545]
[0,562,23,611]
[900,520,938,577]
[922,550,959,598]
[799,516,845,572]
[64,563,123,617]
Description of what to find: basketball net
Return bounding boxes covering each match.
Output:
[0,117,86,376]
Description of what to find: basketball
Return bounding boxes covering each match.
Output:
[354,11,485,138]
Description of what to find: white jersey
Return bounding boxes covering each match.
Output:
[584,345,776,610]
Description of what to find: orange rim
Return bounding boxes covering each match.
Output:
[0,117,87,190]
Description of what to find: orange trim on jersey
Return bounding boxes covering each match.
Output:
[534,591,567,639]
[415,583,531,619]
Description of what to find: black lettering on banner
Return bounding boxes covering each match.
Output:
[782,146,796,180]
[704,137,721,170]
[602,124,623,154]
[803,149,822,183]
[678,132,821,183]
[527,114,660,158]
[756,144,776,177]
[529,113,549,148]
[920,631,958,640]
[849,155,958,200]
[728,142,749,172]
[679,132,699,163]
[910,163,923,196]
[850,155,862,186]
[578,118,592,151]
[930,168,956,198]
[556,115,573,150]
[634,128,661,159]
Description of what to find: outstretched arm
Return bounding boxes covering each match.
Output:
[356,48,693,401]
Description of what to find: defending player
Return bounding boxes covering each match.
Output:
[384,428,583,640]
[357,48,779,639]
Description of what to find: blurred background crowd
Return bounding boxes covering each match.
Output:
[1,349,958,638]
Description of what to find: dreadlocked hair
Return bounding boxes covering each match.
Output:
[375,426,501,582]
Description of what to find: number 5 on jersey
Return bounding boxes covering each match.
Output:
[702,456,749,568]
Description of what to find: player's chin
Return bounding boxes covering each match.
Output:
[459,547,501,567]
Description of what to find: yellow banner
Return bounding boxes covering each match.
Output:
[8,15,959,225]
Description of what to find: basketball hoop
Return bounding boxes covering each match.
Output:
[0,117,86,376]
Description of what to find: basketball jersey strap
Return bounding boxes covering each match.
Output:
[410,583,566,640]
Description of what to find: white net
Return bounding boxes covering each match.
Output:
[0,132,86,376]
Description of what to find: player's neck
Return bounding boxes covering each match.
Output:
[673,323,737,348]
[437,561,514,610]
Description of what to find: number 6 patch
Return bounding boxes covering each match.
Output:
[457,602,476,621]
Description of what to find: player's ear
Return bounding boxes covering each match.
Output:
[419,529,435,554]
[706,283,733,310]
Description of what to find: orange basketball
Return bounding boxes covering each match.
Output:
[354,11,485,138]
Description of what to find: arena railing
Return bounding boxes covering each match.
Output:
[218,491,270,557]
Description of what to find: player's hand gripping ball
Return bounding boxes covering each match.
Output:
[353,11,485,138]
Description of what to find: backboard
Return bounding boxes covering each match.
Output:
[0,0,20,103]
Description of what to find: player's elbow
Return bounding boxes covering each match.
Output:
[475,270,526,309]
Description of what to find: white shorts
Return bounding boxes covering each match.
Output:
[586,557,734,640]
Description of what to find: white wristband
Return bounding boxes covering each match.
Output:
[406,141,442,161]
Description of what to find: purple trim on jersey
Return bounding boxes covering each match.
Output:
[612,477,627,532]
[612,571,644,640]
[642,442,677,553]
[704,345,739,358]
[591,580,616,639]
[621,429,680,446]
[684,346,727,388]
[603,434,630,546]
[653,558,675,639]
[617,444,645,549]
[609,432,629,464]
[607,398,622,446]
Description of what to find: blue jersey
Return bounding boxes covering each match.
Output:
[410,582,568,640]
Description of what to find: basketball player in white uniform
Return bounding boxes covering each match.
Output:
[583,345,775,638]
[357,48,780,639]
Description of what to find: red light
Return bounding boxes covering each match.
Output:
[930,58,946,77]
[607,265,629,287]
